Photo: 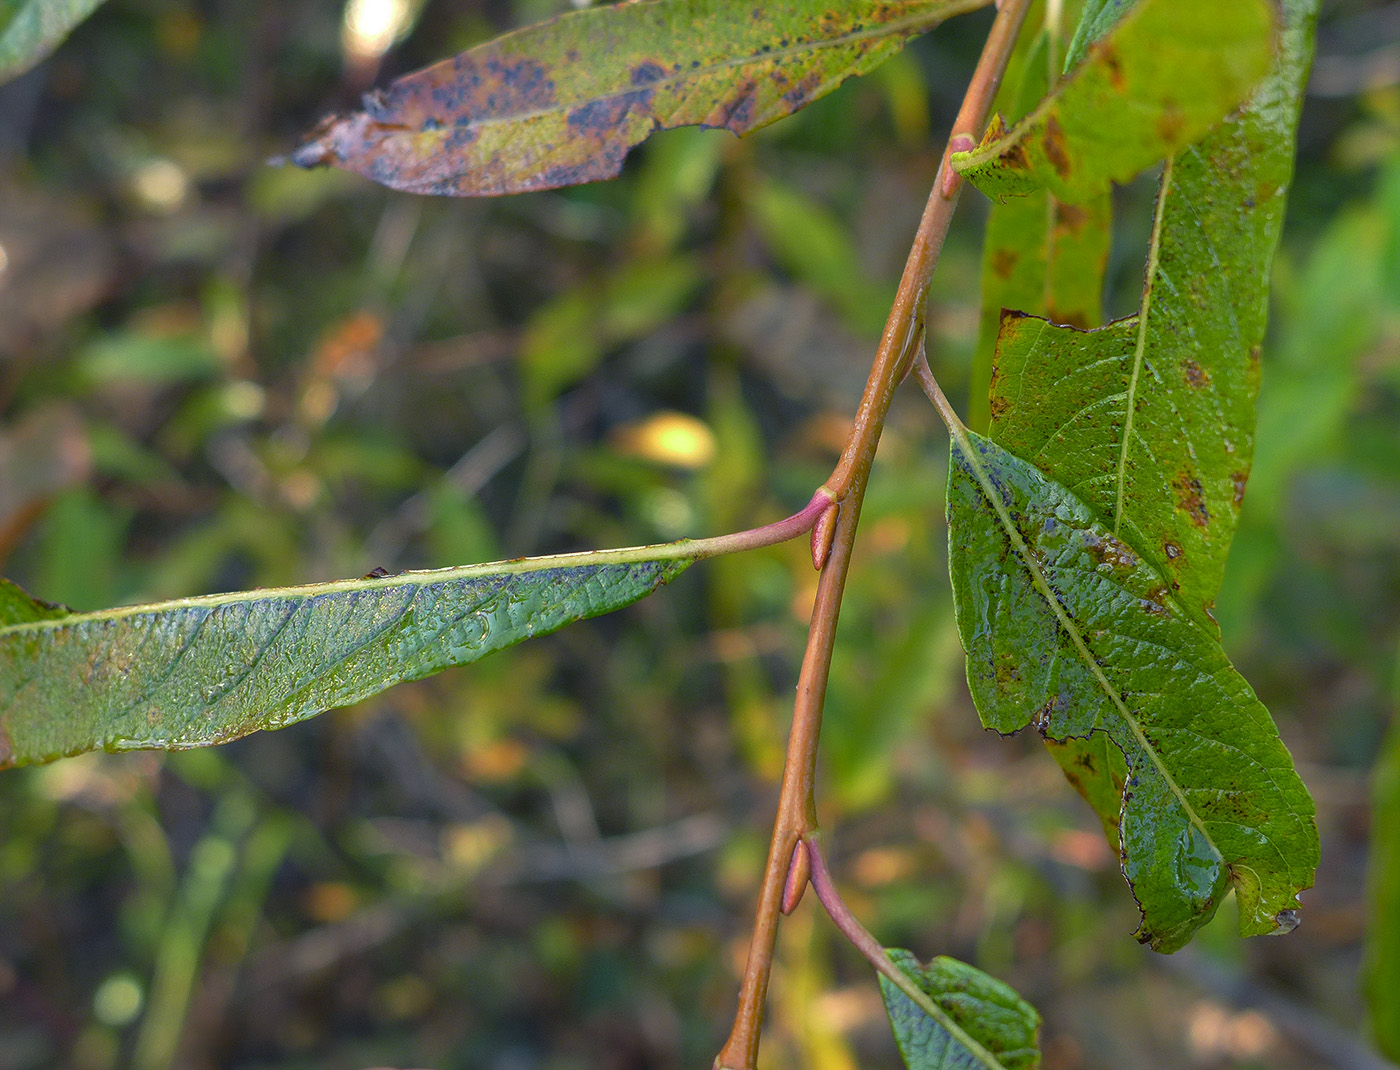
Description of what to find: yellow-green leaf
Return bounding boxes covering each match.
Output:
[951,0,1275,203]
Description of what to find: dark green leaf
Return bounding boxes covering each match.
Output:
[0,550,694,768]
[290,0,987,197]
[951,0,1275,203]
[879,948,1040,1070]
[946,431,1317,952]
[0,0,106,83]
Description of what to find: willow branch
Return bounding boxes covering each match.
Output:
[713,2,1032,1066]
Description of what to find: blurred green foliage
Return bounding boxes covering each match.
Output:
[0,1,1397,1068]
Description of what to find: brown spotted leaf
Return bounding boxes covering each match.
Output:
[947,430,1317,952]
[290,0,988,197]
[968,26,1110,433]
[987,0,1317,637]
[950,0,1275,203]
[955,0,1321,947]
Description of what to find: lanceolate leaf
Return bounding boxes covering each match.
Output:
[946,431,1316,952]
[0,0,107,84]
[879,949,1040,1070]
[291,0,988,197]
[988,0,1318,637]
[0,549,694,768]
[950,0,1275,203]
[987,0,1319,854]
[969,28,1110,432]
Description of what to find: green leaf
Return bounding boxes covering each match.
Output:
[879,948,1040,1070]
[951,0,1275,203]
[989,0,1319,851]
[289,0,988,197]
[1367,714,1400,1060]
[0,548,694,769]
[0,0,106,84]
[946,431,1317,952]
[969,28,1110,432]
[988,0,1317,636]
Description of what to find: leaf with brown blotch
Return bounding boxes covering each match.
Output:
[288,0,989,197]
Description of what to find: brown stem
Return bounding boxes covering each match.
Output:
[712,2,1032,1067]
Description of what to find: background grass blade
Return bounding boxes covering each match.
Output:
[290,0,987,196]
[0,550,694,768]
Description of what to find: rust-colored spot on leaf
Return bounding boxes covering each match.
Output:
[1098,42,1126,92]
[1172,472,1210,528]
[1156,104,1185,146]
[989,394,1010,421]
[1181,358,1210,388]
[1053,201,1087,234]
[1042,115,1071,179]
[1163,539,1182,560]
[1143,586,1171,616]
[1231,471,1248,508]
[1083,529,1139,571]
[990,247,1019,280]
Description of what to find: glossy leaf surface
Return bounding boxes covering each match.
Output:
[969,28,1109,432]
[947,431,1316,951]
[0,0,106,83]
[291,0,987,197]
[951,0,1274,203]
[879,949,1040,1070]
[0,551,693,768]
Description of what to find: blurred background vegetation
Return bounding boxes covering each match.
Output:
[1,0,1398,1067]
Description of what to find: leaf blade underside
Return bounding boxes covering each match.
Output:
[880,949,1041,1070]
[951,0,1275,203]
[290,0,989,197]
[0,550,694,769]
[947,432,1316,952]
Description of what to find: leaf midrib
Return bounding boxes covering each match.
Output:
[1113,155,1173,535]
